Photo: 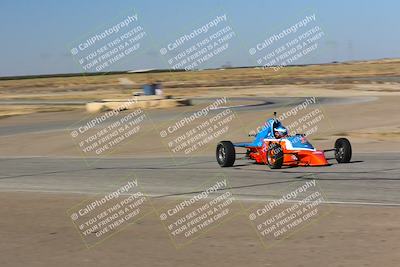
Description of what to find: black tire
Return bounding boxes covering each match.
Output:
[216,141,236,167]
[334,138,352,163]
[267,143,284,169]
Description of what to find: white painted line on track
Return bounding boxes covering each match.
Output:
[0,152,399,159]
[1,188,400,207]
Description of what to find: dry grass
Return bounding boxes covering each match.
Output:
[1,59,400,99]
[0,59,399,117]
[0,105,82,119]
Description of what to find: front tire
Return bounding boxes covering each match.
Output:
[267,143,284,169]
[335,138,352,163]
[216,141,236,167]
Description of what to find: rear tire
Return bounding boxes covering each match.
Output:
[335,138,352,163]
[216,141,236,167]
[267,143,284,169]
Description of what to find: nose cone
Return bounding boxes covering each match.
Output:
[309,151,329,166]
[297,150,329,166]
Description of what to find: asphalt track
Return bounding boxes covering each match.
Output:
[0,96,376,137]
[0,153,399,205]
[0,96,398,206]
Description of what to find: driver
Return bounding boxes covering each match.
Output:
[273,123,288,139]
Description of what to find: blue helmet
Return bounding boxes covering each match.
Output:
[273,121,287,138]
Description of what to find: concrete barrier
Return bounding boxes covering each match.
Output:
[85,102,107,113]
[85,97,190,113]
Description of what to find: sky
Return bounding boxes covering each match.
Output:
[0,0,399,76]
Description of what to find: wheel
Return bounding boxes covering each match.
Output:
[216,141,236,167]
[267,143,284,169]
[334,138,352,163]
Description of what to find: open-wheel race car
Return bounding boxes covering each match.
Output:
[216,113,352,169]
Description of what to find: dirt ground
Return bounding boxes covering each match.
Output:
[0,95,398,157]
[0,191,399,267]
[0,60,399,155]
[1,59,400,112]
[1,61,399,266]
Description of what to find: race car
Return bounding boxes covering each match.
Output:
[216,112,352,169]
